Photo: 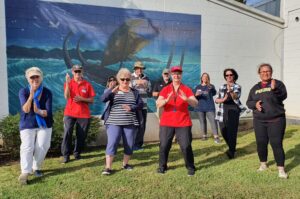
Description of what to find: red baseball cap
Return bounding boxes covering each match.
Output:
[170,66,183,72]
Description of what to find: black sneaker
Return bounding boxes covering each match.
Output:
[188,169,195,176]
[226,150,235,159]
[34,170,43,177]
[74,155,81,160]
[157,168,166,174]
[122,164,133,170]
[61,156,70,164]
[102,168,112,175]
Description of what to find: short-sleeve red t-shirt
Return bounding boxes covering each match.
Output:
[64,79,96,118]
[159,83,193,127]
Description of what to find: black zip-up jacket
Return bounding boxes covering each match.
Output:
[246,79,287,121]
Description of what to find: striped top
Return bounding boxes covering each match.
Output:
[105,90,139,126]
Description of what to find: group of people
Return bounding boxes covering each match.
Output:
[17,62,288,184]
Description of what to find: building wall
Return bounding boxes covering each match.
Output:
[0,0,285,120]
[283,0,300,117]
[0,1,9,119]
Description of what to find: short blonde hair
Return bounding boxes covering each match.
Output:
[25,66,43,81]
[116,68,131,81]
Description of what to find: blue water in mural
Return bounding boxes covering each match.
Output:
[8,58,200,115]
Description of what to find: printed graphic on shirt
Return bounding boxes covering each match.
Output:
[255,88,272,94]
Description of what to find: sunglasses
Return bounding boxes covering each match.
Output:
[30,75,40,80]
[74,70,82,73]
[225,74,233,77]
[108,79,116,82]
[163,73,169,75]
[120,78,131,82]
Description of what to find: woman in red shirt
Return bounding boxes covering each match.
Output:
[156,66,198,176]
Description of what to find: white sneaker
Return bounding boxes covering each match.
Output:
[257,164,268,171]
[18,173,29,185]
[278,170,288,179]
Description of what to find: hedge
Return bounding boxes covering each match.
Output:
[0,110,101,158]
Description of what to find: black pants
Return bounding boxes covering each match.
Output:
[219,106,240,154]
[159,126,195,171]
[134,109,147,148]
[61,116,90,158]
[254,117,286,166]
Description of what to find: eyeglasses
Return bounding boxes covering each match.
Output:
[225,74,233,77]
[171,73,182,76]
[163,73,169,75]
[30,75,40,80]
[120,78,131,82]
[260,71,271,74]
[108,79,116,82]
[74,70,82,73]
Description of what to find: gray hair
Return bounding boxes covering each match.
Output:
[116,68,131,81]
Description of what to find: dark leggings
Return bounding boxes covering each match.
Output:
[254,117,286,166]
[219,106,240,154]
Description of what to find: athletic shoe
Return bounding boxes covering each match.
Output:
[187,169,195,176]
[201,136,208,141]
[18,173,29,185]
[278,170,288,179]
[34,170,43,177]
[226,150,235,159]
[157,168,166,174]
[122,164,133,171]
[61,156,70,164]
[133,146,144,151]
[214,137,221,144]
[102,168,112,175]
[257,164,268,172]
[74,155,81,160]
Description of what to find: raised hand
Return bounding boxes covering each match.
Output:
[271,79,276,90]
[195,89,201,96]
[73,95,84,102]
[222,93,228,102]
[108,81,117,89]
[178,90,188,101]
[256,100,263,112]
[112,85,119,93]
[122,104,131,112]
[227,83,232,92]
[66,73,71,83]
[165,91,173,103]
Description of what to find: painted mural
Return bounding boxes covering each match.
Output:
[5,0,201,115]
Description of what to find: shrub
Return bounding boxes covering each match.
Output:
[0,110,101,159]
[0,114,21,158]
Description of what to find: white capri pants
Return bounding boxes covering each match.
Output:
[20,128,52,174]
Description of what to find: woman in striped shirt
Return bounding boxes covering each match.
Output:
[101,68,143,175]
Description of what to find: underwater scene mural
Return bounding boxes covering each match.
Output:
[6,0,201,115]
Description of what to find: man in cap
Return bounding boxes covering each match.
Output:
[61,64,95,163]
[131,61,151,150]
[152,68,172,119]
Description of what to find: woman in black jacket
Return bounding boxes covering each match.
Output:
[246,63,288,179]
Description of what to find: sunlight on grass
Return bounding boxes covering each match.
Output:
[0,125,300,198]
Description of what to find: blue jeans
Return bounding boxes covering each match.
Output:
[105,124,137,156]
[197,112,218,136]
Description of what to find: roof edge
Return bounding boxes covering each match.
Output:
[208,0,284,28]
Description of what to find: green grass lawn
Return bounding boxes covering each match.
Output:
[1,125,300,199]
